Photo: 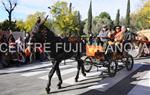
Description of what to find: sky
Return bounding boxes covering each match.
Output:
[0,0,143,22]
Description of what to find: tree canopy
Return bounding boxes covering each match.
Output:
[84,12,113,35]
[16,12,52,32]
[99,12,111,20]
[130,0,150,30]
[115,9,120,26]
[0,20,19,31]
[2,0,17,30]
[126,0,131,27]
[87,1,92,34]
[50,1,81,37]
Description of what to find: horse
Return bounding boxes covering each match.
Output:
[133,32,149,57]
[30,25,86,94]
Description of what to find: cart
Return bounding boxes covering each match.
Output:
[83,44,134,77]
[83,45,118,77]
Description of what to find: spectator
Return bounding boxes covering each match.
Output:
[0,34,7,43]
[8,32,15,43]
[16,36,23,52]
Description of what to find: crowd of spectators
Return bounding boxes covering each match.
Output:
[0,31,48,68]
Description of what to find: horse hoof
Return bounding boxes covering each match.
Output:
[83,73,86,77]
[45,87,50,94]
[57,85,62,89]
[57,83,62,89]
[75,78,78,82]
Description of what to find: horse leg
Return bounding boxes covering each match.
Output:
[80,59,86,76]
[45,61,57,94]
[75,58,86,82]
[55,62,62,89]
[136,43,143,58]
[75,61,80,82]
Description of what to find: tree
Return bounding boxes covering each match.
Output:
[25,12,45,32]
[69,3,72,13]
[77,11,84,35]
[136,0,150,29]
[50,1,80,37]
[16,12,52,32]
[84,12,113,35]
[1,20,19,31]
[16,20,25,31]
[23,12,52,32]
[130,0,150,30]
[99,12,111,20]
[115,9,120,26]
[2,0,17,30]
[126,0,130,27]
[87,1,92,34]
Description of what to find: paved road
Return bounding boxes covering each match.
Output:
[0,58,150,95]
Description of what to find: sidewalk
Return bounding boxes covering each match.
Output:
[0,59,75,75]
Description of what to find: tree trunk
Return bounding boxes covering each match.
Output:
[8,12,12,30]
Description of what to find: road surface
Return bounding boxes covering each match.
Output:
[0,58,150,95]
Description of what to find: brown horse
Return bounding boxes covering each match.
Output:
[30,25,86,94]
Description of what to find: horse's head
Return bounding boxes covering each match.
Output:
[131,32,149,46]
[30,25,57,43]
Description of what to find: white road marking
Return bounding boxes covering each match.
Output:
[21,64,73,77]
[128,71,150,95]
[63,68,102,85]
[39,67,77,80]
[63,75,87,85]
[0,63,52,74]
[88,64,143,92]
[21,71,47,77]
[46,65,73,70]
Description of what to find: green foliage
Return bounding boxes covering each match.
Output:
[50,1,81,37]
[130,0,150,30]
[126,0,130,27]
[24,12,46,32]
[2,0,17,30]
[16,20,25,31]
[77,11,81,35]
[45,19,53,30]
[84,12,113,35]
[16,12,52,32]
[99,12,111,19]
[115,9,120,26]
[69,3,72,13]
[87,1,92,33]
[0,20,19,31]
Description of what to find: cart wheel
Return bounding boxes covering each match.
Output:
[125,54,134,71]
[108,61,117,77]
[84,57,93,72]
